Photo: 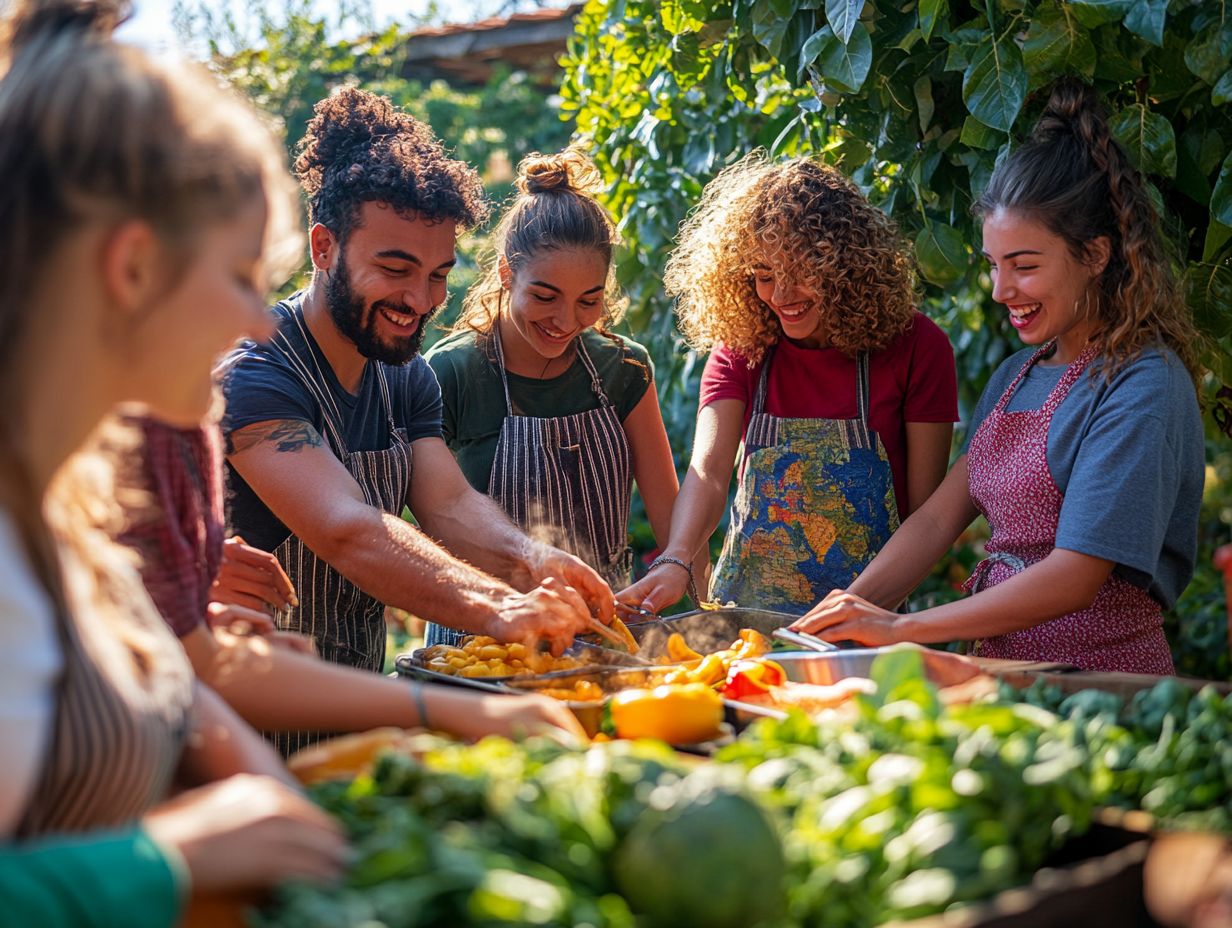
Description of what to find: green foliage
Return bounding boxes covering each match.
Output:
[563,0,1232,619]
[561,0,1232,414]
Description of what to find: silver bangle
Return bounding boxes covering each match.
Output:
[411,679,431,730]
[648,555,701,604]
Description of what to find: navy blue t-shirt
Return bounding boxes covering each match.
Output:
[963,345,1203,608]
[219,296,444,552]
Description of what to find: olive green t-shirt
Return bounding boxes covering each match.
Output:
[425,328,654,492]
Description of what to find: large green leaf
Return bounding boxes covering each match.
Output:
[813,24,873,92]
[960,115,1001,150]
[962,38,1027,132]
[1122,0,1167,47]
[915,219,968,286]
[751,2,791,58]
[1205,221,1232,264]
[913,75,934,134]
[918,0,948,42]
[1068,0,1130,29]
[1213,69,1232,106]
[1023,1,1096,80]
[826,0,863,45]
[1109,104,1177,178]
[1185,24,1228,85]
[1213,152,1232,228]
[1187,262,1232,340]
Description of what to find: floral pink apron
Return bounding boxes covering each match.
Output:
[964,343,1174,673]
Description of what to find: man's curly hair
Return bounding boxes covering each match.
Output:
[666,152,917,365]
[294,87,489,240]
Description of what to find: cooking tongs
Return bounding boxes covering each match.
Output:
[771,627,839,652]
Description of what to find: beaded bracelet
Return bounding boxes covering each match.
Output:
[647,554,701,604]
[411,679,432,730]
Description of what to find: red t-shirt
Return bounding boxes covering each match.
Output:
[699,312,958,513]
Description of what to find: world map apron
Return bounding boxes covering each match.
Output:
[426,328,632,648]
[964,342,1174,673]
[267,308,412,755]
[711,348,899,616]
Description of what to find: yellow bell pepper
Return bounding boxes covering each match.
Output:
[610,683,724,744]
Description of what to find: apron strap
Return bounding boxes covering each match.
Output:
[751,346,774,416]
[855,352,871,430]
[490,322,516,417]
[575,336,613,408]
[373,362,402,439]
[491,322,614,412]
[272,308,349,453]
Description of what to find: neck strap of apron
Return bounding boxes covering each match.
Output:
[491,321,611,416]
[277,305,400,451]
[752,346,870,427]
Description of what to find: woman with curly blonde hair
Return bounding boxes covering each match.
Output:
[791,80,1204,673]
[424,148,687,644]
[621,152,957,616]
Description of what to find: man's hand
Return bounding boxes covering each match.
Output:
[487,577,597,656]
[211,537,298,613]
[789,589,906,647]
[520,542,615,626]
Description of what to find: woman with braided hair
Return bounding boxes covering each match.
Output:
[791,79,1204,673]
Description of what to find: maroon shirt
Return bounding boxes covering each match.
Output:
[699,312,958,513]
[123,418,225,638]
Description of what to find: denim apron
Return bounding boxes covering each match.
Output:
[710,347,899,616]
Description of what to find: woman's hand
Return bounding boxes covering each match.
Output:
[789,590,907,647]
[210,537,297,614]
[144,775,349,893]
[616,562,690,615]
[448,693,586,745]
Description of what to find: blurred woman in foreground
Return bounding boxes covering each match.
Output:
[0,0,347,921]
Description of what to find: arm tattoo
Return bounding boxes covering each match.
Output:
[229,420,325,455]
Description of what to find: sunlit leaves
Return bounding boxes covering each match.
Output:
[915,220,968,286]
[962,38,1027,132]
[1023,2,1096,81]
[1109,104,1178,178]
[804,24,873,93]
[826,0,863,45]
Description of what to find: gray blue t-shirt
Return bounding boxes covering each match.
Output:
[963,345,1203,609]
[220,296,444,552]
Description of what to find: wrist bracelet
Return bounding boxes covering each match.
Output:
[411,679,432,730]
[648,555,701,604]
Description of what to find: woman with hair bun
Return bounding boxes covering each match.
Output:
[424,148,686,644]
[792,79,1204,673]
[621,152,958,617]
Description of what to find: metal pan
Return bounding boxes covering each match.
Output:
[583,607,801,662]
[393,641,650,693]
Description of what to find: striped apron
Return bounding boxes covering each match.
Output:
[425,328,632,647]
[266,310,412,755]
[17,559,193,837]
[710,349,899,616]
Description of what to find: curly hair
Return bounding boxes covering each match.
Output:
[666,152,917,365]
[295,87,489,241]
[975,78,1201,384]
[456,146,627,337]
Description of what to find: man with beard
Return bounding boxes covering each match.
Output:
[219,89,612,741]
